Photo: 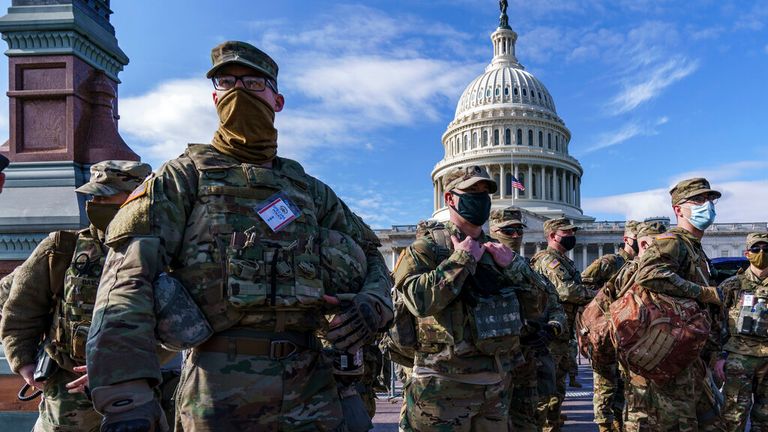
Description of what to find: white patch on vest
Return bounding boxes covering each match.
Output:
[256,192,301,232]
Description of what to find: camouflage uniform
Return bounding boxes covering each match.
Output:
[531,218,596,432]
[719,232,768,431]
[490,207,567,432]
[0,161,150,432]
[632,178,726,432]
[582,232,634,430]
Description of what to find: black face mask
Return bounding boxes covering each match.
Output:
[450,191,491,227]
[627,239,639,255]
[557,234,576,251]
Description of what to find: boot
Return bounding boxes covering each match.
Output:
[569,374,582,388]
[598,423,613,432]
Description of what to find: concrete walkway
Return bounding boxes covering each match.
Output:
[373,361,598,431]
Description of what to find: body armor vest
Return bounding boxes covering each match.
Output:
[53,229,105,365]
[729,271,768,339]
[413,224,521,357]
[174,145,330,333]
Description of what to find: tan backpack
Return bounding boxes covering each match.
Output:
[576,285,616,366]
[609,284,710,384]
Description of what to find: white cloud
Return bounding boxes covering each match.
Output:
[608,57,699,114]
[581,116,668,154]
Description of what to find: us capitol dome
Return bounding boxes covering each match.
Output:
[431,11,592,223]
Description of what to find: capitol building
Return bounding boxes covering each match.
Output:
[375,11,765,271]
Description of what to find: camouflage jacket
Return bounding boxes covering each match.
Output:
[613,258,639,298]
[531,247,595,339]
[0,227,100,373]
[505,253,567,332]
[633,226,722,356]
[581,249,631,298]
[393,221,524,375]
[0,268,16,321]
[86,145,393,389]
[721,268,768,357]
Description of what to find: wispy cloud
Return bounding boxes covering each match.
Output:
[580,116,668,154]
[608,57,699,114]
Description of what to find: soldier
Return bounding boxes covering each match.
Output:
[612,221,667,432]
[632,178,724,431]
[395,166,523,431]
[84,41,393,431]
[490,207,567,432]
[0,160,151,432]
[717,232,768,430]
[531,217,596,431]
[581,220,639,432]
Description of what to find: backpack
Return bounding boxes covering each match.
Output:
[576,284,616,366]
[609,284,710,384]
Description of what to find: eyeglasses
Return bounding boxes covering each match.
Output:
[499,227,524,235]
[749,245,768,253]
[212,75,278,93]
[683,194,719,206]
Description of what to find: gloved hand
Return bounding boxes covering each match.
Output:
[92,380,168,432]
[698,286,722,305]
[521,319,542,337]
[545,321,563,338]
[326,294,381,353]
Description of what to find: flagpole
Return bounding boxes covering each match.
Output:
[510,142,514,205]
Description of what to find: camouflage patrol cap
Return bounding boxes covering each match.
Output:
[636,221,667,239]
[0,154,8,172]
[206,41,278,82]
[624,220,640,237]
[669,177,721,205]
[490,206,527,228]
[442,165,498,194]
[746,232,768,248]
[543,217,578,234]
[75,160,152,196]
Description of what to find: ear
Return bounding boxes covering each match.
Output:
[444,191,454,207]
[273,93,285,112]
[212,91,219,106]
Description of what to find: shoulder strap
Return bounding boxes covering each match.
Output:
[48,231,78,298]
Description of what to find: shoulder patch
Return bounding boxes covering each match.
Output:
[548,259,561,270]
[122,177,152,208]
[655,232,676,240]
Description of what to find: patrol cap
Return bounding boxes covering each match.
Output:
[669,177,721,205]
[624,220,640,237]
[442,165,498,194]
[206,41,278,82]
[490,206,527,228]
[543,217,578,234]
[0,154,8,172]
[746,232,768,248]
[75,160,152,197]
[636,221,667,239]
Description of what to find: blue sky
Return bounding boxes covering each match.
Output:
[1,0,766,227]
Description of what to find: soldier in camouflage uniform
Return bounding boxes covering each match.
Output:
[717,232,768,431]
[489,207,567,432]
[0,160,151,432]
[395,167,524,431]
[581,220,639,431]
[531,217,596,431]
[632,178,725,431]
[84,41,393,432]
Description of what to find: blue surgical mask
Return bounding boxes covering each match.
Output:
[686,201,716,231]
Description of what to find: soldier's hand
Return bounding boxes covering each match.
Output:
[450,235,485,261]
[66,365,88,394]
[19,363,44,391]
[714,358,726,383]
[92,380,168,432]
[326,293,380,353]
[485,242,514,267]
[698,286,722,305]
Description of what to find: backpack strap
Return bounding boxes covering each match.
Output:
[48,231,78,298]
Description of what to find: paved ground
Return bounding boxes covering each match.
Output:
[373,361,598,431]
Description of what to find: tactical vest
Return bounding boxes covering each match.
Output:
[411,222,522,357]
[728,271,768,339]
[52,229,106,365]
[507,255,551,323]
[172,145,335,333]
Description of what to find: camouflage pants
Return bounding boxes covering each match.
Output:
[509,348,539,432]
[722,352,768,431]
[593,361,624,424]
[538,340,569,431]
[175,348,345,431]
[568,338,579,375]
[33,368,101,432]
[623,370,651,432]
[400,373,512,432]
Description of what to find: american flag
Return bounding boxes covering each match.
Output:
[510,175,525,191]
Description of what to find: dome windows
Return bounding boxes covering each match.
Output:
[522,88,527,96]
[505,128,511,145]
[514,87,519,95]
[517,129,523,145]
[528,130,533,146]
[504,87,509,96]
[494,129,500,146]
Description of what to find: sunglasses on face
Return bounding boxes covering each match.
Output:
[499,227,524,235]
[749,244,768,253]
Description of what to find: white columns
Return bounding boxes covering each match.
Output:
[520,242,526,258]
[535,242,541,253]
[500,163,506,198]
[391,249,398,270]
[514,164,520,199]
[582,244,588,269]
[528,165,533,198]
[598,243,604,257]
[433,182,438,211]
[559,169,564,203]
[568,248,575,260]
[540,166,546,200]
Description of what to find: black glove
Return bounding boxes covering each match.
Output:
[326,295,379,353]
[543,322,562,342]
[101,400,167,432]
[521,319,542,337]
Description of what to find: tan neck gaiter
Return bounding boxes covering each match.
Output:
[211,89,278,164]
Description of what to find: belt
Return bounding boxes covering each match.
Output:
[196,330,318,360]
